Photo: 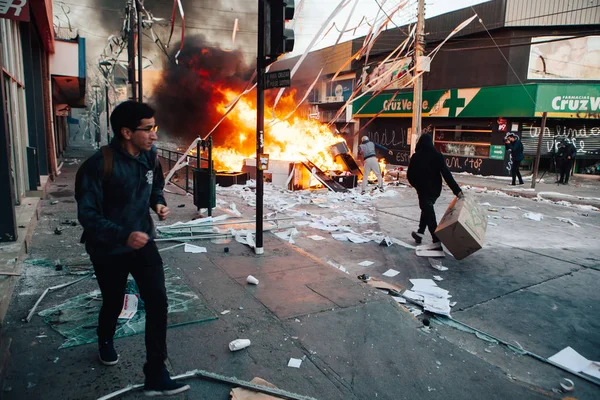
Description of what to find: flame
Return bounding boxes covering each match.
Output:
[206,88,345,172]
[367,158,387,181]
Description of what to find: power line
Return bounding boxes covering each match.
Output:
[440,34,595,52]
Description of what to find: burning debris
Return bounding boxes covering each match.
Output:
[152,36,372,188]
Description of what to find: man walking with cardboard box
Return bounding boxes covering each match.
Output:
[407,134,463,248]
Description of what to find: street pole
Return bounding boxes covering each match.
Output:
[531,111,547,189]
[105,84,110,142]
[255,0,265,255]
[137,0,143,102]
[127,0,137,101]
[94,88,101,147]
[410,0,425,156]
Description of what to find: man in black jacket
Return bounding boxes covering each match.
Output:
[407,134,463,247]
[505,133,524,185]
[75,101,189,396]
[556,139,577,184]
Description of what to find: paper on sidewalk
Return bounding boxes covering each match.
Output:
[118,294,138,319]
[523,212,543,221]
[548,346,600,378]
[358,261,374,267]
[429,259,448,271]
[287,358,303,368]
[307,235,326,241]
[383,269,400,277]
[184,243,207,253]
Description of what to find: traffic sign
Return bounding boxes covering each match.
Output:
[264,69,291,89]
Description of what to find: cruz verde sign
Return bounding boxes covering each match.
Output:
[353,84,600,119]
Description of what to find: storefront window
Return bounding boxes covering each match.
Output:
[433,128,492,158]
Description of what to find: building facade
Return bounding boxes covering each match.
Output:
[0,0,86,242]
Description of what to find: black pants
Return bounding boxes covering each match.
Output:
[91,241,168,369]
[559,159,573,183]
[511,160,523,185]
[418,193,440,242]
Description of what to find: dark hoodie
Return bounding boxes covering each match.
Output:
[75,137,166,257]
[407,134,461,198]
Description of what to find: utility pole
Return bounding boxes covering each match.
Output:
[127,0,137,101]
[531,112,547,189]
[410,0,425,156]
[255,0,266,255]
[137,0,143,102]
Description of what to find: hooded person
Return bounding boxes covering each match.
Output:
[407,133,463,247]
[505,132,524,185]
[556,139,577,184]
[358,135,393,194]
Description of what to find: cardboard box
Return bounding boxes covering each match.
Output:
[435,195,487,260]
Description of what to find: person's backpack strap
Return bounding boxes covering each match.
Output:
[100,145,114,184]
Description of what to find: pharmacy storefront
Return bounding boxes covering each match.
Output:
[353,83,600,176]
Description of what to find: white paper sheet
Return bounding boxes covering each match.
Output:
[118,294,138,319]
[308,235,326,241]
[548,346,594,372]
[383,269,400,277]
[184,243,207,253]
[359,261,374,267]
[288,358,303,368]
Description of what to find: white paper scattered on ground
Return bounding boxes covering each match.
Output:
[383,269,400,277]
[220,310,231,315]
[429,258,448,271]
[523,212,544,221]
[184,244,207,253]
[308,235,326,241]
[273,228,298,244]
[392,296,407,304]
[556,217,581,228]
[548,346,600,378]
[359,261,374,267]
[118,294,138,319]
[287,358,303,368]
[405,278,452,316]
[327,260,349,274]
[433,275,443,281]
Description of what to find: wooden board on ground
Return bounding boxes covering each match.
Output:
[301,159,348,193]
[230,377,283,400]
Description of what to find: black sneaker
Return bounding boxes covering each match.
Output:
[378,187,385,193]
[411,232,424,244]
[144,367,190,397]
[98,341,118,366]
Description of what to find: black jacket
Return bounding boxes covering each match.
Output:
[557,142,577,161]
[75,138,166,256]
[505,139,524,162]
[407,134,461,198]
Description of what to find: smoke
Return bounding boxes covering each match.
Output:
[152,35,254,147]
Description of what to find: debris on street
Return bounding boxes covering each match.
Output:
[287,358,303,368]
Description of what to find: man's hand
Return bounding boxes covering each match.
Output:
[127,231,149,249]
[156,204,170,221]
[457,191,464,199]
[568,156,571,160]
[388,150,393,155]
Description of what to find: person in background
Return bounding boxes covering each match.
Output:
[75,101,189,397]
[358,135,393,195]
[505,133,524,185]
[407,134,463,248]
[556,139,577,185]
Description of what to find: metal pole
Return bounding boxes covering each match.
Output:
[105,84,110,142]
[410,0,425,156]
[127,1,137,101]
[255,0,265,255]
[208,136,213,217]
[531,112,547,189]
[137,0,143,102]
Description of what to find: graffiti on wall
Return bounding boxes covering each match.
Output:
[523,124,600,156]
[446,156,484,173]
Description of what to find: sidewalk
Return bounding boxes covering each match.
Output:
[451,172,600,208]
[0,138,564,399]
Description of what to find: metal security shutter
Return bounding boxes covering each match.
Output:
[521,122,600,159]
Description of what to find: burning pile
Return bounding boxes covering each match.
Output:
[152,37,345,172]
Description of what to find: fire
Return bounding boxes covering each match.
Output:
[368,158,387,181]
[210,88,345,172]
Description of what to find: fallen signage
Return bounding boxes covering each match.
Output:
[435,195,487,260]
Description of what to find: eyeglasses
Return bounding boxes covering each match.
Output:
[134,125,159,133]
